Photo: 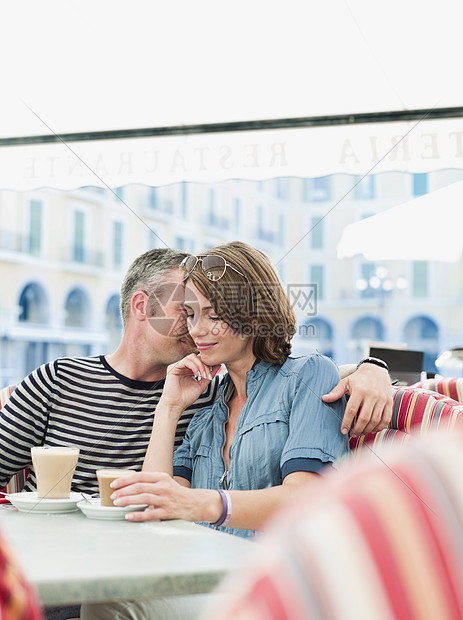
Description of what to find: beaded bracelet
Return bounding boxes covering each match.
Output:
[212,489,232,528]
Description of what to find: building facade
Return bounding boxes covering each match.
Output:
[0,170,462,386]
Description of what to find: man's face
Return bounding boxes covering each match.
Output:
[145,269,196,364]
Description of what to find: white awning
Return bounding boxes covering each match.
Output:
[337,179,463,262]
[1,118,463,190]
[1,0,463,189]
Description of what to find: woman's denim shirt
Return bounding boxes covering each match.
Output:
[173,354,349,538]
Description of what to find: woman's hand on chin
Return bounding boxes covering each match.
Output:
[160,354,222,411]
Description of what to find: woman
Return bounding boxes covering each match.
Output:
[110,241,349,538]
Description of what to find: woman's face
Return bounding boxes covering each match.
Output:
[184,282,255,368]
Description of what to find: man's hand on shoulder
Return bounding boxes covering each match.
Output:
[322,362,393,436]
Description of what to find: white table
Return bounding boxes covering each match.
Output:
[0,505,252,605]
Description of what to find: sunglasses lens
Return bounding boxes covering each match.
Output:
[201,256,227,281]
[180,256,198,279]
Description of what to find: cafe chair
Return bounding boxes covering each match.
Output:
[349,385,463,453]
[203,429,463,620]
[413,377,463,404]
[0,383,28,497]
[0,527,43,620]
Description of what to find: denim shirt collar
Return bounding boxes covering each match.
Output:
[221,358,277,403]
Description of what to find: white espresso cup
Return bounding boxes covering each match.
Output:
[31,446,80,499]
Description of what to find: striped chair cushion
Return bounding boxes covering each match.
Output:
[0,384,28,498]
[0,529,44,620]
[207,430,463,620]
[349,386,463,453]
[0,384,16,408]
[414,377,463,404]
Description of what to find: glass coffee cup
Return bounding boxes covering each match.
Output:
[96,469,133,507]
[31,446,80,499]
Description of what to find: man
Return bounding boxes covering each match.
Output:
[0,248,392,496]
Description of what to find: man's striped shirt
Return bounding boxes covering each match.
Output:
[0,356,219,495]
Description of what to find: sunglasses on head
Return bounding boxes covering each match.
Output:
[179,254,245,282]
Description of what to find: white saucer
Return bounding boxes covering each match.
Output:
[6,492,82,514]
[77,498,147,520]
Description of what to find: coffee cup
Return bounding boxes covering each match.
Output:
[31,446,80,499]
[96,469,133,507]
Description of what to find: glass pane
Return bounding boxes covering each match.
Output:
[412,261,428,298]
[29,199,42,256]
[310,264,324,300]
[310,216,324,249]
[73,211,85,263]
[113,221,123,269]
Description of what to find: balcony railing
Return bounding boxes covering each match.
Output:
[0,231,33,253]
[64,247,105,268]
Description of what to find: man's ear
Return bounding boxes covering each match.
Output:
[131,291,149,321]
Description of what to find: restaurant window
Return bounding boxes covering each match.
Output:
[106,294,121,331]
[358,262,377,299]
[114,186,125,201]
[208,189,216,226]
[403,315,439,373]
[276,177,288,200]
[147,228,160,249]
[234,197,241,233]
[256,206,275,243]
[64,288,90,328]
[180,182,188,217]
[28,199,42,256]
[72,210,85,263]
[257,205,264,237]
[354,175,375,200]
[278,213,284,246]
[300,316,333,358]
[352,316,385,341]
[24,342,50,377]
[412,261,428,298]
[18,282,49,324]
[310,264,324,301]
[303,177,331,202]
[310,216,324,250]
[312,177,330,201]
[412,173,428,196]
[175,236,195,253]
[149,187,157,210]
[351,315,385,361]
[112,220,124,270]
[106,294,122,352]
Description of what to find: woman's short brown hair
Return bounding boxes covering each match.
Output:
[184,241,296,365]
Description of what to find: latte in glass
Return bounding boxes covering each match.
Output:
[96,469,133,507]
[31,446,80,499]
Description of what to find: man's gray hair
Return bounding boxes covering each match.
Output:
[120,248,189,328]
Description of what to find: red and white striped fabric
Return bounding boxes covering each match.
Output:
[0,384,28,501]
[205,429,463,620]
[349,385,463,453]
[0,384,16,408]
[0,529,43,620]
[414,378,463,404]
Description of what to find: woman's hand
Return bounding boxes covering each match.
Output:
[110,471,222,523]
[159,354,222,414]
